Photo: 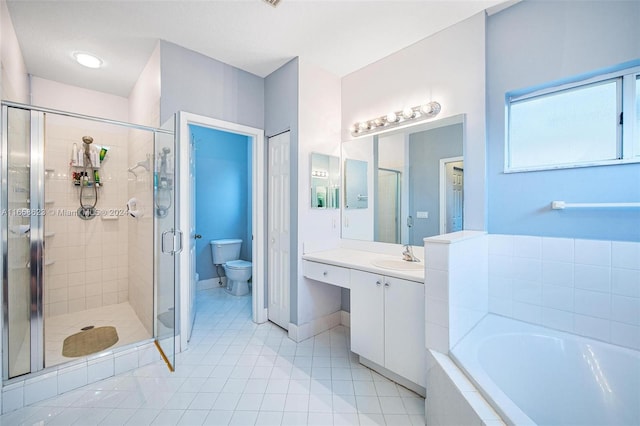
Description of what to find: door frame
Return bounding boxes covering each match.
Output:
[438,156,463,235]
[177,112,266,352]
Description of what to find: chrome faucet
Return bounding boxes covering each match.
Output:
[402,244,420,262]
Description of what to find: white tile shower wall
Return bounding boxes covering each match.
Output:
[43,115,129,317]
[127,45,160,335]
[424,231,488,353]
[488,234,640,350]
[127,129,154,335]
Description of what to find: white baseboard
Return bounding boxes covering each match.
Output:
[256,308,268,324]
[288,310,343,342]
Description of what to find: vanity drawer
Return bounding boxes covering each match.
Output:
[303,260,350,288]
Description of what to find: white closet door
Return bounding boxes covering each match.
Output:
[267,132,291,330]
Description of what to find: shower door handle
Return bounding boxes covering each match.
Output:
[161,229,183,255]
[161,230,174,254]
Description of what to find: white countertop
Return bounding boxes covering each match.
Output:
[302,248,425,283]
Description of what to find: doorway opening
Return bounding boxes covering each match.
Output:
[178,113,265,352]
[439,157,464,234]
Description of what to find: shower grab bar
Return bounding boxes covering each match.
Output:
[551,201,640,210]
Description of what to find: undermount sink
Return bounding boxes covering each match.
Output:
[371,258,423,271]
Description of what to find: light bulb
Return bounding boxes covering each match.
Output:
[422,101,441,116]
[358,122,369,131]
[73,52,103,69]
[402,107,415,119]
[373,118,382,127]
[349,124,357,133]
[386,112,398,123]
[421,104,433,115]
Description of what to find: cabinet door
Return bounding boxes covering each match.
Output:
[384,277,425,386]
[350,269,385,367]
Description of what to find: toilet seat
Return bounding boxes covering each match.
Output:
[225,260,252,269]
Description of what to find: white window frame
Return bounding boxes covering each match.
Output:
[505,65,640,173]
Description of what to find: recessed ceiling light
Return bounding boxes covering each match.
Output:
[73,52,103,69]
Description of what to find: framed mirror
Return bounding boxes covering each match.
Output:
[341,114,464,243]
[310,152,340,209]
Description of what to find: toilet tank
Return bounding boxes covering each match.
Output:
[210,239,242,265]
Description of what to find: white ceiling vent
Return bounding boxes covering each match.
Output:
[263,0,282,7]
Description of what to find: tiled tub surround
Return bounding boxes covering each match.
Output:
[423,231,501,425]
[423,232,640,425]
[452,314,640,425]
[488,235,640,350]
[424,231,489,353]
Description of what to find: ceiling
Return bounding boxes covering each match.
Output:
[7,0,511,98]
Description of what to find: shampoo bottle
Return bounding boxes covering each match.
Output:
[71,143,78,166]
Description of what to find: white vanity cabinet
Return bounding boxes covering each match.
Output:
[350,269,425,387]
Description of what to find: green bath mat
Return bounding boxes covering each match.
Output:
[62,326,119,357]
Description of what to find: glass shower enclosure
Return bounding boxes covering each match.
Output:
[1,102,179,379]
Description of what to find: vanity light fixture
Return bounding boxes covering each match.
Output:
[351,101,441,137]
[73,52,103,69]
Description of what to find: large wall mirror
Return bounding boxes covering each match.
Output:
[342,114,465,244]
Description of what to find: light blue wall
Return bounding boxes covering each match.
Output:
[487,0,640,241]
[264,58,299,320]
[408,124,464,242]
[159,41,264,129]
[192,125,251,280]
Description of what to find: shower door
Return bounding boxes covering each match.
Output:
[2,103,179,379]
[154,116,179,371]
[2,106,45,378]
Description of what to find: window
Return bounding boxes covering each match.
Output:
[505,65,640,172]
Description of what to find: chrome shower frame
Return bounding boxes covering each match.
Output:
[1,101,176,380]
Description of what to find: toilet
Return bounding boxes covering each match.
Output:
[210,239,252,296]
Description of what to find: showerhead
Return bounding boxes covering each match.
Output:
[82,136,93,153]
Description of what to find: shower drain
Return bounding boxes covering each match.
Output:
[81,325,94,331]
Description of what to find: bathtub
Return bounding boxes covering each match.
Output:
[451,314,640,426]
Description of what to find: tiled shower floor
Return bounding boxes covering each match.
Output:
[2,287,425,425]
[45,302,151,368]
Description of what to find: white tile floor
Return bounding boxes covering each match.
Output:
[1,286,425,425]
[45,302,151,368]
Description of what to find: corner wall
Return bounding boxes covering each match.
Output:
[0,0,29,103]
[159,41,264,129]
[264,58,299,318]
[296,59,342,328]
